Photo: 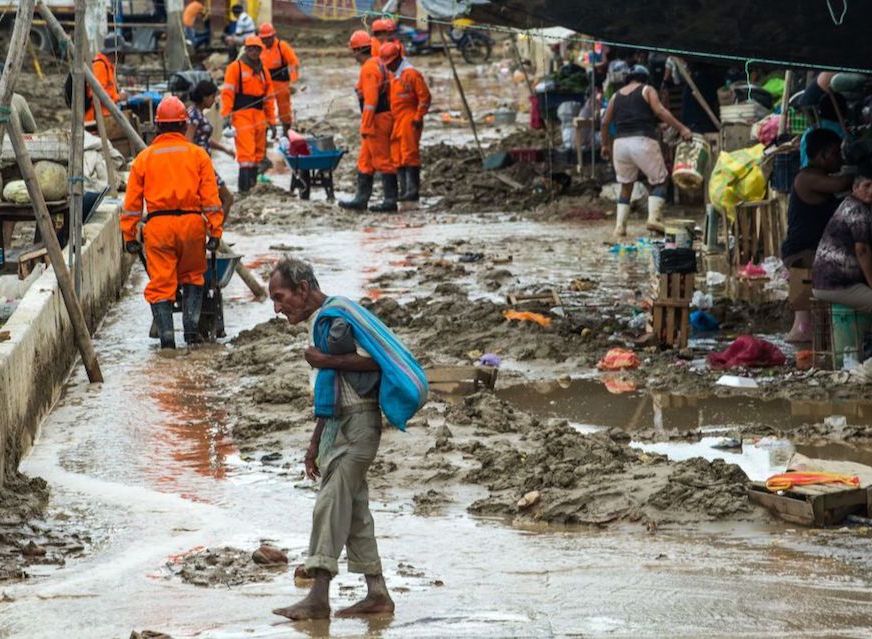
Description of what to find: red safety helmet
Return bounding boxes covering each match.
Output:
[348,30,372,51]
[371,17,397,34]
[258,22,276,38]
[244,35,263,48]
[155,96,188,123]
[379,41,402,65]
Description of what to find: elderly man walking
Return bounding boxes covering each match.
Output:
[269,257,427,621]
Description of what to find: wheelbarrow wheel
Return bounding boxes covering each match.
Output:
[325,170,335,201]
[300,169,311,200]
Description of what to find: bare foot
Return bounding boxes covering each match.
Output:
[335,593,395,618]
[272,597,331,621]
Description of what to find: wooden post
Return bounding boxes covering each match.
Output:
[36,1,147,154]
[673,57,721,131]
[220,239,266,299]
[69,0,86,295]
[1,1,103,383]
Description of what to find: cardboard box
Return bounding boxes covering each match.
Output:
[789,267,813,311]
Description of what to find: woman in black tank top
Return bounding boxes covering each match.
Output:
[782,128,850,342]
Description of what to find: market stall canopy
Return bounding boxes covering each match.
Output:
[473,0,872,71]
[420,0,491,19]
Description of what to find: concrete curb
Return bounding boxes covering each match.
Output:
[0,202,132,484]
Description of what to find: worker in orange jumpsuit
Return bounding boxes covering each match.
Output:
[84,33,128,122]
[121,96,223,349]
[220,35,277,192]
[370,17,405,59]
[339,30,397,213]
[380,42,430,202]
[258,22,300,138]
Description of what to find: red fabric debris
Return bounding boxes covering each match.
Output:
[597,348,640,371]
[707,335,786,370]
[286,130,310,156]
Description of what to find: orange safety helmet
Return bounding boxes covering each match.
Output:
[155,95,188,123]
[379,41,402,65]
[258,22,276,38]
[244,35,263,48]
[371,17,397,34]
[348,30,372,51]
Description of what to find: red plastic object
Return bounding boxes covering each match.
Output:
[707,335,786,370]
[508,147,544,163]
[529,94,543,130]
[286,130,310,156]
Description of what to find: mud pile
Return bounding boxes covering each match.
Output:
[0,471,88,582]
[168,546,289,587]
[463,419,752,525]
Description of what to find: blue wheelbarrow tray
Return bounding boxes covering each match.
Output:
[204,253,242,289]
[282,148,345,171]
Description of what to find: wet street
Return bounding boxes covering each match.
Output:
[5,54,872,638]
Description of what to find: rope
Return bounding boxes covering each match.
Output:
[826,0,848,26]
[0,106,10,124]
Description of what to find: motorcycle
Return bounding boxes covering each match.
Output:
[397,17,493,64]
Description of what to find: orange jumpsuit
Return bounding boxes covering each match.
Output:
[356,56,395,175]
[389,60,431,168]
[260,39,299,128]
[122,132,223,304]
[84,52,120,121]
[220,59,277,168]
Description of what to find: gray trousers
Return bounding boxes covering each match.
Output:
[305,408,383,576]
[814,285,872,313]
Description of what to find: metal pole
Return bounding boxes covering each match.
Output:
[69,0,86,296]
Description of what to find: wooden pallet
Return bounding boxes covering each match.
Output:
[730,199,785,271]
[748,454,872,526]
[507,291,562,308]
[651,273,694,348]
[748,482,870,527]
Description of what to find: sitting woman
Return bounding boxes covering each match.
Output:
[781,128,851,341]
[812,166,872,312]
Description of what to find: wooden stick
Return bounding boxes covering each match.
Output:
[439,27,483,159]
[27,39,44,79]
[673,57,721,131]
[68,0,85,295]
[219,239,266,300]
[778,70,793,136]
[0,2,103,383]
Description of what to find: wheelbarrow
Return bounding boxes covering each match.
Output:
[281,147,346,201]
[155,252,242,343]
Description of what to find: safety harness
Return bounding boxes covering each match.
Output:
[233,60,268,111]
[357,59,390,115]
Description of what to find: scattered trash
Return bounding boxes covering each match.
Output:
[602,375,637,394]
[251,544,288,566]
[597,348,641,371]
[503,310,552,327]
[716,375,759,389]
[517,490,541,509]
[691,290,713,310]
[796,349,813,370]
[707,335,786,369]
[824,415,848,428]
[765,471,860,492]
[478,353,502,367]
[706,271,727,287]
[609,243,638,254]
[739,261,767,279]
[690,310,719,334]
[628,313,648,331]
[458,252,485,263]
[711,437,741,450]
[569,278,596,292]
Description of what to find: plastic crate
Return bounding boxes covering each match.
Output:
[508,148,544,163]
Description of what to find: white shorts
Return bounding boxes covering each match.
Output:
[612,136,668,185]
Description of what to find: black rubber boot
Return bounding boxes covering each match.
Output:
[404,166,421,202]
[338,172,374,210]
[369,173,398,212]
[238,167,251,193]
[397,167,409,201]
[182,284,204,345]
[149,320,158,339]
[151,301,176,349]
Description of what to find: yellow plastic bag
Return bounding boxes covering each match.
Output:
[707,144,767,222]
